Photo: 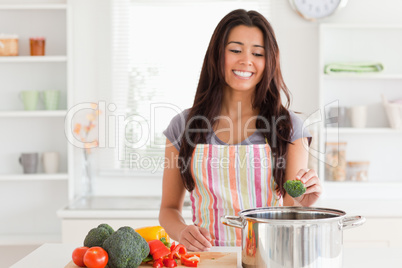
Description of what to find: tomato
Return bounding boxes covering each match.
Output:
[83,247,108,268]
[181,254,201,267]
[72,247,89,267]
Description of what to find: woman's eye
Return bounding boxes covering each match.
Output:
[253,53,264,57]
[230,49,241,54]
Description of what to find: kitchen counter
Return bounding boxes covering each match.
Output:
[10,243,402,268]
[315,198,402,218]
[57,196,402,248]
[57,196,402,219]
[57,196,193,219]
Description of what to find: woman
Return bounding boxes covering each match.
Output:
[159,9,322,251]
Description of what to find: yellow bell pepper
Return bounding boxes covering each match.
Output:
[135,226,170,243]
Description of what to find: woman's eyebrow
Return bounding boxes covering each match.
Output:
[227,41,264,49]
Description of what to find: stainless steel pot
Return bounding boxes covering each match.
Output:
[221,207,365,268]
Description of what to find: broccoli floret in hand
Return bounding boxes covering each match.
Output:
[284,180,306,198]
[102,226,150,268]
[84,223,115,247]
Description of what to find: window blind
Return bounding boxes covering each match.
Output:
[100,0,272,176]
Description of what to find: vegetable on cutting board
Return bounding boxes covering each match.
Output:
[70,224,204,268]
[148,239,171,260]
[169,243,186,259]
[102,226,150,268]
[83,247,108,268]
[135,226,171,243]
[83,223,115,248]
[283,179,306,198]
[181,254,201,267]
[72,246,89,267]
[145,239,199,267]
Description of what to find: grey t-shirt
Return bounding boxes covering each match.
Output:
[163,109,312,151]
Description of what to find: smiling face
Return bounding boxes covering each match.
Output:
[224,25,266,93]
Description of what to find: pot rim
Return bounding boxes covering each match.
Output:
[238,206,346,224]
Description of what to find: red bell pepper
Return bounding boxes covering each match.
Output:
[152,258,163,268]
[181,253,201,267]
[169,244,187,259]
[163,258,178,267]
[148,239,171,260]
[170,241,176,252]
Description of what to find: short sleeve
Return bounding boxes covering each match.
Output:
[163,109,189,151]
[289,111,312,146]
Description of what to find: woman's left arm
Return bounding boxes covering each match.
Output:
[282,137,323,207]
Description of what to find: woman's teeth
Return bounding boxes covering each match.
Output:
[233,70,252,78]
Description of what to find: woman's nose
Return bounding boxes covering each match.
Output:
[239,53,252,66]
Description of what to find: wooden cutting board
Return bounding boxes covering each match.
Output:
[65,251,237,268]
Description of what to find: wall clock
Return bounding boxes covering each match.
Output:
[289,0,349,21]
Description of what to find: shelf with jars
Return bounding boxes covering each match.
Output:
[318,24,402,199]
[0,0,70,245]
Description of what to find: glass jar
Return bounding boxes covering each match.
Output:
[29,37,45,56]
[325,142,347,181]
[347,161,370,182]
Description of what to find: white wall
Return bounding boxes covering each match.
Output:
[71,0,402,196]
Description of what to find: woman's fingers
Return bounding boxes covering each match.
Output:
[199,227,212,241]
[304,184,322,195]
[179,225,212,251]
[299,169,317,183]
[303,175,319,188]
[295,169,309,180]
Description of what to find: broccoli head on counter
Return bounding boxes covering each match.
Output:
[284,180,306,198]
[83,223,115,248]
[102,226,150,268]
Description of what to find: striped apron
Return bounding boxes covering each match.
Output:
[190,144,282,247]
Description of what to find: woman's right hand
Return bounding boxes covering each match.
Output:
[179,225,212,251]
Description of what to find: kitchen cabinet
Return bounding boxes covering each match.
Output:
[0,0,71,245]
[57,196,193,244]
[59,213,193,245]
[318,24,402,199]
[343,217,402,248]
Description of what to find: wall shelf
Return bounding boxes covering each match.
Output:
[325,127,402,134]
[323,74,402,80]
[0,4,67,10]
[0,56,67,63]
[0,110,67,118]
[318,23,402,198]
[0,173,69,181]
[0,0,70,246]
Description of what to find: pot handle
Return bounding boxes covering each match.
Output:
[220,215,244,229]
[342,216,366,230]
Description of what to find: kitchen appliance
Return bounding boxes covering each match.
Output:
[221,206,365,268]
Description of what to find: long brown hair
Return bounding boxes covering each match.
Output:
[178,9,292,196]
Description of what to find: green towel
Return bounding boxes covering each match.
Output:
[324,62,384,74]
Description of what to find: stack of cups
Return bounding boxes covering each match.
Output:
[19,152,59,174]
[350,105,367,128]
[19,90,60,110]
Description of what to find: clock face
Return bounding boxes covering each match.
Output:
[290,0,347,20]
